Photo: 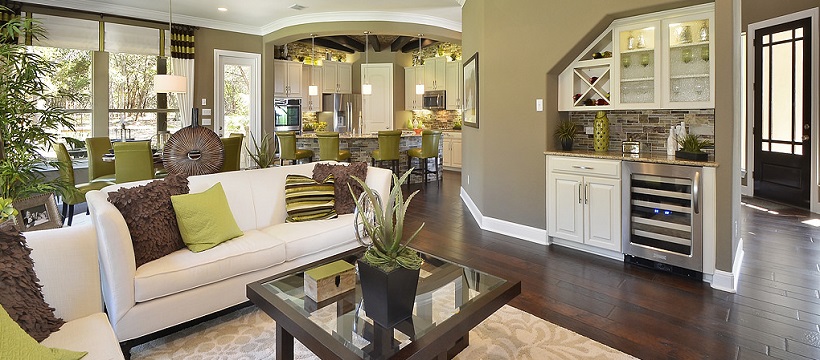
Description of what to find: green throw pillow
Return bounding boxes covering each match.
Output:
[0,304,87,360]
[171,183,243,252]
[285,174,337,222]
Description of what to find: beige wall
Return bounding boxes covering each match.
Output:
[742,0,818,30]
[193,28,264,131]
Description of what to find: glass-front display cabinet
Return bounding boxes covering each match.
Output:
[662,12,714,108]
[612,22,661,108]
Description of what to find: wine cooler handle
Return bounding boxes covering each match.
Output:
[693,171,700,214]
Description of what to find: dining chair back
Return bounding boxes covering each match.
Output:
[55,143,112,225]
[317,131,352,162]
[277,131,314,165]
[113,141,155,183]
[220,136,243,172]
[85,136,116,183]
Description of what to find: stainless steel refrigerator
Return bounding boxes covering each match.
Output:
[322,94,361,134]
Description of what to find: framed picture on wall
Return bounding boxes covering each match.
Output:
[13,193,62,232]
[463,52,479,128]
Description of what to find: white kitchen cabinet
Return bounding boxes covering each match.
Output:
[423,57,446,91]
[442,131,462,169]
[404,66,424,110]
[274,60,302,98]
[547,156,621,253]
[361,63,393,133]
[321,61,352,94]
[445,61,463,110]
[558,3,714,110]
[301,64,322,111]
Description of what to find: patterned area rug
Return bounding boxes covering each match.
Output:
[131,305,635,359]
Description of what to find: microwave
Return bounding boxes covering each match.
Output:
[422,90,446,110]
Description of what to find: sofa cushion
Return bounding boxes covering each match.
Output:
[261,214,358,261]
[134,230,286,302]
[284,174,337,222]
[106,173,188,268]
[0,222,64,342]
[171,183,243,252]
[0,304,85,360]
[312,162,368,215]
[41,313,122,360]
[186,170,259,231]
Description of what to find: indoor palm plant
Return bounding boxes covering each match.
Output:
[0,8,72,202]
[350,169,424,327]
[555,120,577,151]
[675,134,713,161]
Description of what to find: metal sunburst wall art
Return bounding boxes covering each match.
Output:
[163,108,224,176]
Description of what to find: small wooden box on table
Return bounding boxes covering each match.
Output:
[304,260,355,302]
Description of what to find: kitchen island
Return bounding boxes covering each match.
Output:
[296,131,439,184]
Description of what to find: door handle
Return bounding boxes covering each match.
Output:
[585,183,589,205]
[578,184,582,204]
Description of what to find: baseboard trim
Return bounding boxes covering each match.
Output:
[460,188,547,245]
[710,238,744,293]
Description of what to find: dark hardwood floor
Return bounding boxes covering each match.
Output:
[403,171,820,360]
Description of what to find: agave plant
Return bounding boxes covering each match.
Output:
[350,169,424,272]
[245,132,277,168]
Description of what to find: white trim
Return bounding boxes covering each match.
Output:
[460,188,548,245]
[746,8,820,213]
[213,50,262,144]
[22,0,460,36]
[710,238,744,293]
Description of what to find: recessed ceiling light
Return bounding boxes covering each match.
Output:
[290,4,306,10]
[217,7,227,12]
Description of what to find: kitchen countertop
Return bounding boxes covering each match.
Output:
[297,131,421,139]
[544,149,718,167]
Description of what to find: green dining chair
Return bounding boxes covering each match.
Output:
[371,130,403,175]
[55,143,113,226]
[113,141,155,183]
[407,130,442,185]
[220,136,243,172]
[317,131,351,162]
[278,131,314,165]
[85,136,116,183]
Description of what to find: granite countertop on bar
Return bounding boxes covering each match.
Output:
[297,131,420,139]
[544,149,718,167]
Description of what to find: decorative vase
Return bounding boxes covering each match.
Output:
[593,111,609,152]
[561,138,573,151]
[357,259,420,328]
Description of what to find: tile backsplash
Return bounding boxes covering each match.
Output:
[568,109,715,154]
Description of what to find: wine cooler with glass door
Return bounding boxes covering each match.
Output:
[622,162,703,278]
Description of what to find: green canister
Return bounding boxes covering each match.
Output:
[593,111,610,152]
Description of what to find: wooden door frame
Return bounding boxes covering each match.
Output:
[745,8,819,213]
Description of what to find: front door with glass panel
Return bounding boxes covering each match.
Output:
[753,18,812,208]
[215,50,261,169]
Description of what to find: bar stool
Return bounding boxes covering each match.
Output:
[85,136,117,183]
[278,131,314,165]
[407,130,442,185]
[371,130,402,175]
[317,131,351,162]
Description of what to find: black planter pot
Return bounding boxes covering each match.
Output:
[675,150,708,161]
[357,259,420,328]
[560,138,573,151]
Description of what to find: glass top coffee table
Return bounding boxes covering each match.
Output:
[247,248,521,360]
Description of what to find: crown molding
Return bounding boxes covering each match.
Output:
[19,0,461,37]
[260,11,462,35]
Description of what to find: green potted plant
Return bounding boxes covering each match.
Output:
[245,132,278,168]
[555,120,577,151]
[675,134,713,161]
[350,169,424,327]
[0,8,72,201]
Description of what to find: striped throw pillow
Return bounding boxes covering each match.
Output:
[285,174,338,222]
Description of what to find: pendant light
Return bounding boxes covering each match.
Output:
[361,31,372,95]
[308,34,319,97]
[154,0,187,93]
[415,34,425,95]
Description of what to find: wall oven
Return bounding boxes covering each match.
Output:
[622,162,703,277]
[274,98,301,132]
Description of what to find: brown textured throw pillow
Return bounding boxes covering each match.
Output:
[0,221,64,342]
[108,173,189,268]
[312,162,368,215]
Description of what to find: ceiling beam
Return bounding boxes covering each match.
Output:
[400,38,439,53]
[297,38,355,54]
[369,35,382,52]
[324,36,364,53]
[390,36,414,52]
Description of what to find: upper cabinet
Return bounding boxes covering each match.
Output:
[404,66,424,110]
[274,60,303,98]
[445,61,463,110]
[559,3,714,111]
[424,57,447,91]
[321,61,352,94]
[301,64,322,111]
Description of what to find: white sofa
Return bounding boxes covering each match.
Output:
[85,162,392,344]
[28,224,124,360]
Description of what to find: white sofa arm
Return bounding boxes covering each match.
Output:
[27,224,103,323]
[86,189,137,329]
